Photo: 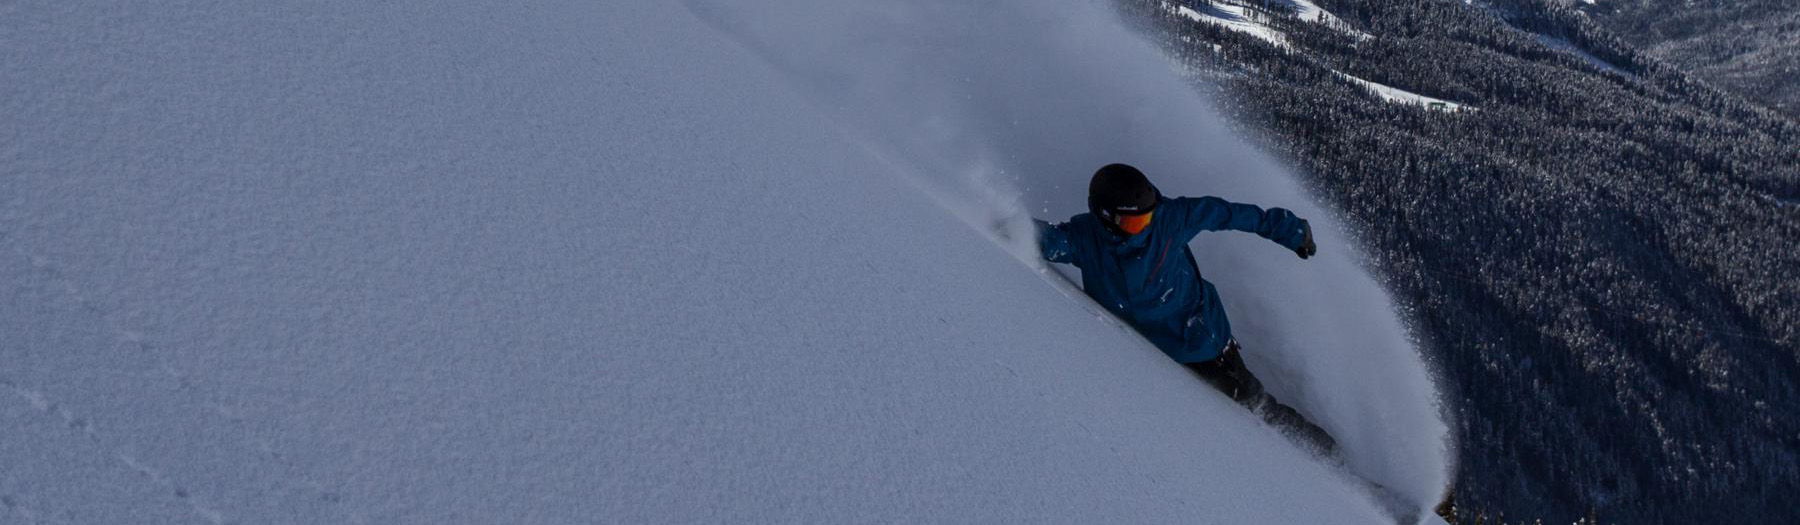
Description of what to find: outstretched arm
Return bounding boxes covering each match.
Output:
[1173,196,1315,258]
[1034,219,1079,265]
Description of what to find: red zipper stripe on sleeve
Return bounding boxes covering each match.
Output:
[1144,240,1172,289]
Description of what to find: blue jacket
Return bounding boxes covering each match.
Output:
[1036,196,1308,363]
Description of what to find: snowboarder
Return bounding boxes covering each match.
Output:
[1033,163,1335,454]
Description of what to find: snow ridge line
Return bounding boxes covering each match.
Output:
[2,237,355,524]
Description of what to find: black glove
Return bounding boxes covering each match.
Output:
[1294,220,1316,259]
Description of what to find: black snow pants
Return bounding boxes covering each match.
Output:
[1184,340,1340,457]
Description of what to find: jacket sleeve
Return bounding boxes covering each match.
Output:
[1034,219,1079,265]
[1171,196,1308,250]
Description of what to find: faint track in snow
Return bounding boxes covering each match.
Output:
[2,235,357,524]
[0,492,60,525]
[0,388,56,525]
[0,377,227,524]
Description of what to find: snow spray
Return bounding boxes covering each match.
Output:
[686,0,1454,515]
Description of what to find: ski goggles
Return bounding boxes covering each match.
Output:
[1105,209,1154,235]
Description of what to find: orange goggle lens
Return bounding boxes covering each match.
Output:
[1114,210,1153,234]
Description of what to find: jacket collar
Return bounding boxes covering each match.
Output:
[1105,224,1152,253]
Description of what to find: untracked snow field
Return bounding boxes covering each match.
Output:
[6,1,1435,523]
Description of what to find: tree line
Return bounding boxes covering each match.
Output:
[1115,1,1800,523]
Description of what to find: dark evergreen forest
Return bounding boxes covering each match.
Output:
[1116,0,1800,522]
[1578,0,1800,118]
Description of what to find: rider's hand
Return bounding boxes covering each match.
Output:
[1295,220,1317,259]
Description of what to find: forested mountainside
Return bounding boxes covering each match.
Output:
[1575,0,1800,118]
[1116,0,1800,523]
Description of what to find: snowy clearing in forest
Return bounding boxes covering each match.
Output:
[1275,0,1374,39]
[1175,2,1293,49]
[1169,0,1369,46]
[1535,34,1633,77]
[1336,71,1474,112]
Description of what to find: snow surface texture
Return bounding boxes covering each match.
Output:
[3,0,1439,523]
[687,0,1451,516]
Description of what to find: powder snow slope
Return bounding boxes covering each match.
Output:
[1,1,1401,524]
[692,0,1452,518]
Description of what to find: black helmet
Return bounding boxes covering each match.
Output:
[1088,163,1160,220]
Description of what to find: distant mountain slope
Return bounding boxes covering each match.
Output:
[1577,0,1800,117]
[1117,0,1800,523]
